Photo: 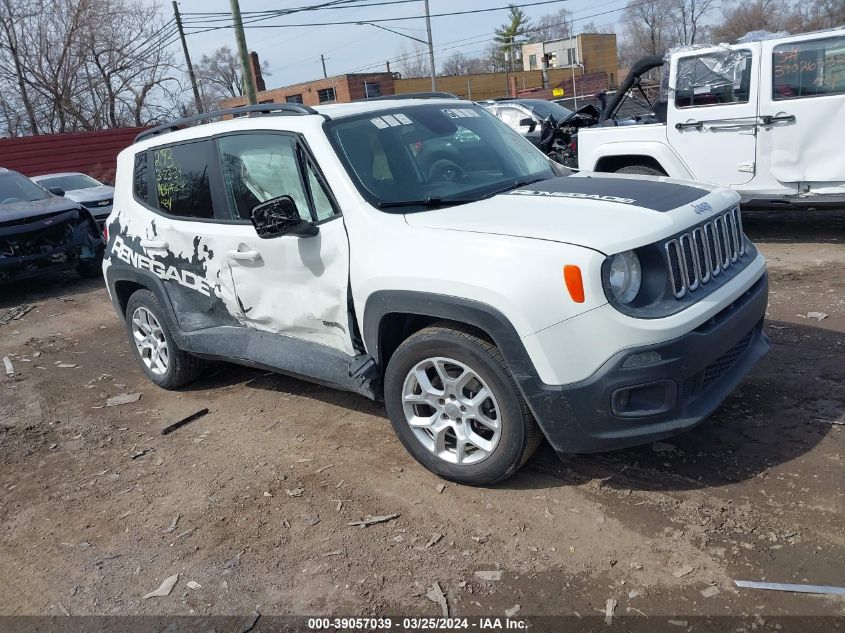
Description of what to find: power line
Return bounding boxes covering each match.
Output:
[182,0,430,19]
[183,0,574,34]
[337,0,635,75]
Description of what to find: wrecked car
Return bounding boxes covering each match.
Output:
[31,172,114,228]
[104,97,769,485]
[0,167,105,282]
[577,28,845,207]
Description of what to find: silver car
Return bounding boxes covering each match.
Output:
[31,172,114,227]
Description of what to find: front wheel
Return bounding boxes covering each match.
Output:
[384,324,541,485]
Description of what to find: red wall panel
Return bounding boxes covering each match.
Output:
[0,127,150,181]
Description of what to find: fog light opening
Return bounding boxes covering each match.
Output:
[612,380,677,417]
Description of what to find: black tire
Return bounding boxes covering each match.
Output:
[384,323,541,485]
[124,289,204,389]
[615,164,666,176]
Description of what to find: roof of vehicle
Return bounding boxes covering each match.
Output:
[31,172,88,181]
[131,97,473,149]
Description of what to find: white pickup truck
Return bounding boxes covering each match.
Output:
[577,28,845,207]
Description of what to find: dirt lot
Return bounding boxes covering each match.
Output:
[1,209,843,628]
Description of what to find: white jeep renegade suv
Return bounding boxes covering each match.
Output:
[103,96,769,485]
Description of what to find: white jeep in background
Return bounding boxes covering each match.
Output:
[103,96,769,485]
[577,28,845,208]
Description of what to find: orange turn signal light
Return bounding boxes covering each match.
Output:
[563,265,585,303]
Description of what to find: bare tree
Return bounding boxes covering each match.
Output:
[195,45,270,109]
[711,0,792,42]
[618,0,676,67]
[0,0,180,137]
[668,0,718,46]
[396,41,429,79]
[529,8,572,43]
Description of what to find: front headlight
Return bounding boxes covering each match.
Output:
[608,250,642,304]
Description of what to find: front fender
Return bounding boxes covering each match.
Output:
[582,138,692,180]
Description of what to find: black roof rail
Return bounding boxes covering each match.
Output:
[134,103,326,144]
[360,92,461,102]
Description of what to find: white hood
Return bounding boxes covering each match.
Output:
[404,173,740,254]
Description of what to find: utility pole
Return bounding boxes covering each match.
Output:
[423,0,436,91]
[569,19,578,109]
[320,54,327,78]
[172,1,203,114]
[229,0,258,105]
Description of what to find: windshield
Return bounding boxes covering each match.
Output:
[325,103,556,210]
[36,174,101,191]
[0,172,51,205]
[520,100,573,121]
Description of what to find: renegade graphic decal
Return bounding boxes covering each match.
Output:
[505,175,709,212]
[112,234,214,296]
[510,190,637,204]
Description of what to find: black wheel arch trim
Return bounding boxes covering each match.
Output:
[363,290,539,386]
[105,265,186,348]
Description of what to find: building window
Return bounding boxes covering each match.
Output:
[529,54,537,70]
[317,87,336,103]
[364,82,382,98]
[285,94,303,104]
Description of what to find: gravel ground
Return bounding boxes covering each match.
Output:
[0,208,842,628]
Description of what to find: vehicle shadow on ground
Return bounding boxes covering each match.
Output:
[0,272,104,309]
[187,319,841,494]
[743,207,844,244]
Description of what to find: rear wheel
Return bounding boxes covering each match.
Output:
[615,164,666,176]
[124,289,204,389]
[384,324,541,485]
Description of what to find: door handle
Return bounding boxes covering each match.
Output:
[227,249,261,262]
[140,239,168,249]
[761,114,796,125]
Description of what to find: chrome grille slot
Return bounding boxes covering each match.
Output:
[704,221,721,277]
[663,206,747,300]
[679,233,699,290]
[692,227,711,283]
[665,239,686,298]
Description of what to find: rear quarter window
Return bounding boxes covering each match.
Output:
[133,152,150,203]
[773,36,845,100]
[150,141,215,219]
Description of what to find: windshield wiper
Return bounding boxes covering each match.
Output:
[377,197,471,209]
[477,177,546,199]
[376,177,548,209]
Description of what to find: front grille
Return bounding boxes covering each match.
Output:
[680,328,754,399]
[0,219,76,258]
[702,330,753,388]
[665,206,746,299]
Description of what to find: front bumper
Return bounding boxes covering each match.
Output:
[521,273,769,453]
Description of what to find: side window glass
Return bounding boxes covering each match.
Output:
[152,142,214,219]
[133,152,149,203]
[674,52,752,108]
[306,163,337,221]
[218,134,311,222]
[498,107,525,128]
[773,36,845,100]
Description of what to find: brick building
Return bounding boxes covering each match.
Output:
[221,72,396,108]
[522,33,618,89]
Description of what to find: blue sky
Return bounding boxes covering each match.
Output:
[170,0,629,88]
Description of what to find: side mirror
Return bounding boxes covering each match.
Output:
[250,195,318,239]
[49,187,65,197]
[519,117,537,133]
